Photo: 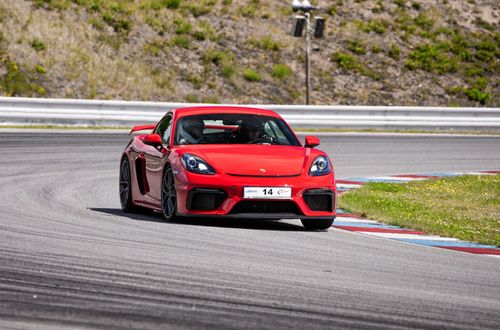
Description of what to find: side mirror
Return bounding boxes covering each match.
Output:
[304,136,320,148]
[143,134,162,147]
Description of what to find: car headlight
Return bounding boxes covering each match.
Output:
[309,156,331,176]
[181,154,215,175]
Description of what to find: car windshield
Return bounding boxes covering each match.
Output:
[175,114,300,146]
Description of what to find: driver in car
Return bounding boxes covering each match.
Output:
[238,118,272,144]
[178,118,205,144]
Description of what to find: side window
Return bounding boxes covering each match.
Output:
[264,120,288,144]
[155,115,172,145]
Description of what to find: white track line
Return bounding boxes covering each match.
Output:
[335,217,379,224]
[361,232,460,241]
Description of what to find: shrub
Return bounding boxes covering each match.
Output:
[465,88,490,104]
[35,65,46,74]
[272,64,292,80]
[464,65,483,77]
[187,74,203,89]
[332,52,381,80]
[394,0,406,8]
[185,94,199,103]
[33,0,71,10]
[243,68,261,82]
[221,65,235,78]
[149,0,181,10]
[414,12,434,31]
[371,44,382,53]
[102,12,130,33]
[357,19,390,34]
[372,1,384,13]
[193,21,217,41]
[411,2,421,10]
[445,86,463,95]
[327,5,337,15]
[174,19,192,34]
[31,39,46,52]
[239,0,259,17]
[203,49,230,65]
[261,36,281,51]
[333,52,356,70]
[184,1,216,17]
[388,44,401,60]
[203,49,236,79]
[347,40,366,55]
[1,59,46,96]
[172,35,190,48]
[143,41,164,56]
[405,43,458,74]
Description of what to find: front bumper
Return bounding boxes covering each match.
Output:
[174,170,336,219]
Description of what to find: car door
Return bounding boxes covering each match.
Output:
[144,114,173,202]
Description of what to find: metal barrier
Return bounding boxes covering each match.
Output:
[1,96,499,130]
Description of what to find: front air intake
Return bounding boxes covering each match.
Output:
[187,188,227,211]
[303,189,334,212]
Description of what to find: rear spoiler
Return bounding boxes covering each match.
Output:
[129,124,156,135]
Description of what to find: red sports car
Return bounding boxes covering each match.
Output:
[119,106,336,229]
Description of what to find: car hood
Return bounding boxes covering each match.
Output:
[184,145,307,177]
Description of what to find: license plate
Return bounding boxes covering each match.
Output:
[243,187,292,199]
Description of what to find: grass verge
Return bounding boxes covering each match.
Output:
[339,175,500,246]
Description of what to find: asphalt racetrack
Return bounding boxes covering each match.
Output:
[1,132,499,329]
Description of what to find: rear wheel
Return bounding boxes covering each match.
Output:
[301,218,334,230]
[161,166,178,221]
[119,157,138,212]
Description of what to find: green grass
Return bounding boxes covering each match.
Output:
[243,68,261,82]
[346,39,366,55]
[356,19,390,34]
[0,59,46,96]
[272,64,291,80]
[339,175,500,246]
[171,35,190,48]
[332,52,381,80]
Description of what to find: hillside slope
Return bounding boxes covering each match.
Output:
[0,0,498,106]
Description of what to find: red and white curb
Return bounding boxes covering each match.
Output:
[335,170,500,258]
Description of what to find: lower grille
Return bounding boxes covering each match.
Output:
[229,201,302,215]
[303,189,334,211]
[187,188,227,211]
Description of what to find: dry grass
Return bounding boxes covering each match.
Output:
[0,0,498,106]
[0,0,175,100]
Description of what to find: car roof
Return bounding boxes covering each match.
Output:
[172,106,281,118]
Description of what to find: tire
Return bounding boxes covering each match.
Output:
[301,218,334,230]
[161,166,178,221]
[119,157,138,212]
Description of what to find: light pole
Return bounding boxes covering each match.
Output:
[291,1,324,105]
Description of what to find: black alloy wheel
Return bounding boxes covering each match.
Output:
[161,166,178,220]
[119,158,136,212]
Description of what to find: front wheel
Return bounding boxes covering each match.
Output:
[161,166,178,221]
[301,218,334,230]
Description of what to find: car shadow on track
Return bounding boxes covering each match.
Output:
[89,208,310,231]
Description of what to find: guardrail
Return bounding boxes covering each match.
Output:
[1,96,499,130]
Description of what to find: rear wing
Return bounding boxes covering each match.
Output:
[129,124,156,135]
